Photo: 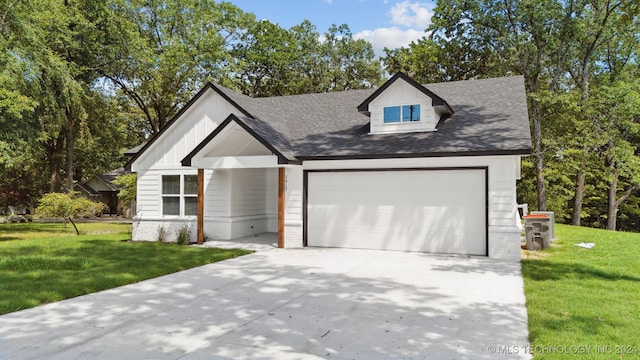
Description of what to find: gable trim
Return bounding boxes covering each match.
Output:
[181,114,299,167]
[125,83,255,171]
[357,72,454,114]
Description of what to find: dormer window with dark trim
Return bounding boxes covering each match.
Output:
[383,104,420,123]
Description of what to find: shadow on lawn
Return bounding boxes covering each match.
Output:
[0,238,250,314]
[0,223,72,241]
[521,259,640,282]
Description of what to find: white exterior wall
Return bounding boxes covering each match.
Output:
[265,168,278,232]
[303,155,522,261]
[131,88,277,242]
[369,80,438,134]
[131,89,237,172]
[134,167,278,242]
[283,166,304,247]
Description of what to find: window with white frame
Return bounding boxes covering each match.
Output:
[383,104,421,123]
[162,174,198,216]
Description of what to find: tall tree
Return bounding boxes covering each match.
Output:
[408,0,578,212]
[230,20,383,97]
[102,0,255,135]
[565,0,631,225]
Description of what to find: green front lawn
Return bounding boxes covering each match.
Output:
[0,222,251,315]
[522,224,640,359]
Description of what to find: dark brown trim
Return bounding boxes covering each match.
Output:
[484,168,489,256]
[302,170,309,247]
[125,83,254,171]
[303,167,489,257]
[296,149,530,162]
[197,168,204,245]
[357,72,454,114]
[181,114,298,167]
[278,167,285,248]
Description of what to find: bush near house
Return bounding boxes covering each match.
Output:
[522,224,640,359]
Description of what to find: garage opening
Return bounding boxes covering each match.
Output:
[304,168,487,256]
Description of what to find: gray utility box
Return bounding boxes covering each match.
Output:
[523,214,551,250]
[531,211,555,240]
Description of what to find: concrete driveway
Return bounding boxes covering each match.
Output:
[0,248,530,359]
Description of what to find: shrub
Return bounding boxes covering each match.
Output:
[156,226,167,243]
[36,192,106,234]
[176,224,191,245]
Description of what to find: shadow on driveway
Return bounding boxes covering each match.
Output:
[0,249,530,359]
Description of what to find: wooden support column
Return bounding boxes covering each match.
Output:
[197,168,204,245]
[278,167,285,248]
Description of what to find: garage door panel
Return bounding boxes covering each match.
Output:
[306,169,486,256]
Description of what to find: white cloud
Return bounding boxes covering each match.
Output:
[355,27,424,57]
[389,1,434,29]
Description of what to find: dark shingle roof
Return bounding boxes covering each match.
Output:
[219,75,531,159]
[144,74,532,169]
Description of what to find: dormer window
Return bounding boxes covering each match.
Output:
[383,105,421,123]
[358,73,453,134]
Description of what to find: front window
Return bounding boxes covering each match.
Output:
[162,174,198,216]
[383,104,420,123]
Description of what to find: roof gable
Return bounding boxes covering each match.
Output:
[182,114,298,167]
[125,83,254,171]
[357,73,453,115]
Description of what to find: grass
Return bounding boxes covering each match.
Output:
[522,224,640,359]
[0,222,252,315]
[0,221,132,241]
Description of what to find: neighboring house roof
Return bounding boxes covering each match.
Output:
[75,168,129,195]
[130,73,532,170]
[72,182,100,196]
[124,144,145,157]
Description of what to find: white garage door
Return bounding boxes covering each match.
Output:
[306,169,486,255]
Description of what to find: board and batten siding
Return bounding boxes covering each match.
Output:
[131,89,238,172]
[368,79,438,134]
[303,155,522,260]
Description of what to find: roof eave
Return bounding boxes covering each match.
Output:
[296,148,532,162]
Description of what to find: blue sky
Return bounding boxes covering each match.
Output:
[224,0,436,56]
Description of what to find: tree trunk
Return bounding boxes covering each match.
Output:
[68,216,80,235]
[607,168,618,231]
[65,106,74,191]
[46,129,66,193]
[531,99,547,211]
[571,168,586,226]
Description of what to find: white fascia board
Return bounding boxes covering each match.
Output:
[191,155,279,169]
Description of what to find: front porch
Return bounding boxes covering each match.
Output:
[197,232,277,251]
[184,117,304,248]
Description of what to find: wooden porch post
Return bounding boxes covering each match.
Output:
[197,168,204,245]
[278,167,285,248]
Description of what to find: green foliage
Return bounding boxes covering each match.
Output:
[36,192,105,220]
[156,226,167,243]
[229,20,383,97]
[112,173,137,203]
[175,224,191,245]
[388,0,640,231]
[1,0,384,213]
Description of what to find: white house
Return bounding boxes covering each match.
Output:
[126,73,531,261]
